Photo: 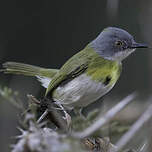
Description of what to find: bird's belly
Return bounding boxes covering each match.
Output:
[52,74,114,109]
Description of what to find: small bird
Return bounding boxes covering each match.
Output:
[2,27,148,111]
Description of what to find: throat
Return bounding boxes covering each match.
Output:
[103,49,136,62]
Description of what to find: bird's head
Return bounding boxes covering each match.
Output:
[90,27,148,61]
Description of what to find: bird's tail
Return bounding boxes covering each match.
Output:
[1,62,59,78]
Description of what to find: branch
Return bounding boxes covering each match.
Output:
[116,99,152,151]
[71,92,137,139]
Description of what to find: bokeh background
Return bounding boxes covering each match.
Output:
[0,0,152,151]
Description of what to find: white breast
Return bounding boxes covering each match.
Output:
[36,74,115,109]
[52,74,115,109]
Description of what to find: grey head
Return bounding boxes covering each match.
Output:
[90,27,148,61]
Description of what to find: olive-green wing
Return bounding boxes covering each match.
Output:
[45,48,91,96]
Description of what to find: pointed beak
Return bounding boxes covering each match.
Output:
[131,42,149,49]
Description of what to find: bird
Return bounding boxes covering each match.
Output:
[1,27,148,112]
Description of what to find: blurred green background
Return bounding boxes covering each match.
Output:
[0,0,152,151]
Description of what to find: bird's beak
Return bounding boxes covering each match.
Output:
[131,42,149,49]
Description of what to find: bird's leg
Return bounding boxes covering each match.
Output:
[27,95,71,127]
[55,103,71,127]
[37,97,68,131]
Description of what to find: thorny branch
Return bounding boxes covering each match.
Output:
[71,93,137,139]
[116,98,152,151]
[1,88,152,152]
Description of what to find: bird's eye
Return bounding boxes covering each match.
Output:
[115,40,123,47]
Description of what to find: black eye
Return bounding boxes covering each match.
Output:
[115,40,123,47]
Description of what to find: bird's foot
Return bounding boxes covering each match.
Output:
[55,103,72,128]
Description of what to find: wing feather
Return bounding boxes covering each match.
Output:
[45,47,93,96]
